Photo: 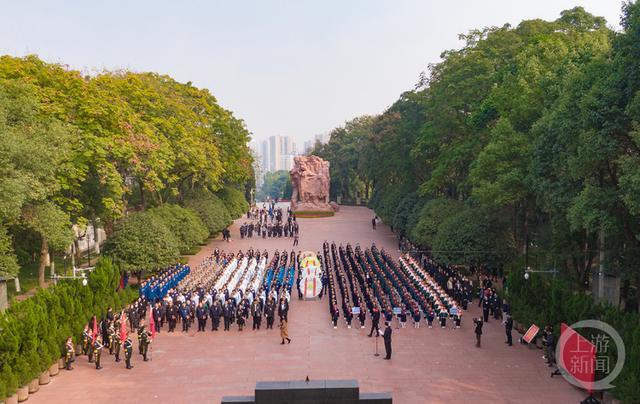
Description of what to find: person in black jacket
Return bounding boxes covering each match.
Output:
[474,318,483,348]
[167,302,178,332]
[265,297,276,329]
[223,300,233,331]
[504,315,513,346]
[368,306,381,337]
[278,297,289,322]
[210,300,222,331]
[153,303,162,334]
[123,336,134,369]
[251,299,262,330]
[196,302,207,332]
[382,322,392,360]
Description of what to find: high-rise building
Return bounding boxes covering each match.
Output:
[268,135,282,172]
[260,140,269,174]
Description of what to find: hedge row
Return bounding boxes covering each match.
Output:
[507,268,640,402]
[0,258,137,399]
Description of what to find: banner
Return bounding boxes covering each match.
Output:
[523,324,540,344]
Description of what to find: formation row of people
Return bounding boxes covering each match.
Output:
[323,242,466,331]
[149,248,296,334]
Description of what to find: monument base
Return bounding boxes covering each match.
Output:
[293,202,334,212]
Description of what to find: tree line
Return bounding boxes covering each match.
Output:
[314,7,640,399]
[312,5,640,311]
[0,55,253,285]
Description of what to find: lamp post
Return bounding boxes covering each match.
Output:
[524,266,558,279]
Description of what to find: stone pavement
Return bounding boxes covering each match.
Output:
[29,206,585,404]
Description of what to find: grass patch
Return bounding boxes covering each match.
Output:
[294,211,335,218]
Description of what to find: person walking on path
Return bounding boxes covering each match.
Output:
[372,217,377,230]
[280,319,291,345]
[474,317,483,348]
[382,321,392,359]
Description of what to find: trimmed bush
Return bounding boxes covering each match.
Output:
[102,211,181,273]
[0,258,136,399]
[147,204,208,254]
[216,186,249,219]
[184,192,232,236]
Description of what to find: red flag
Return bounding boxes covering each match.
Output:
[119,273,125,290]
[119,311,127,343]
[91,315,98,344]
[558,323,595,393]
[148,304,156,339]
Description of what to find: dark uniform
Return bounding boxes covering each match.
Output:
[64,339,75,370]
[196,304,207,332]
[113,332,122,362]
[167,304,178,332]
[94,337,104,369]
[124,337,134,369]
[82,328,91,356]
[251,300,262,330]
[383,323,392,359]
[368,307,380,337]
[505,315,513,346]
[265,300,275,329]
[474,318,483,348]
[141,328,151,361]
[223,301,233,331]
[210,301,222,331]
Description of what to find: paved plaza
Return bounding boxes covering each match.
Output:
[30,206,585,403]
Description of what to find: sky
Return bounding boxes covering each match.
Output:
[0,0,624,145]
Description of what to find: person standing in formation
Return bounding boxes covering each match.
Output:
[64,336,75,371]
[94,335,104,370]
[124,336,134,370]
[265,297,275,329]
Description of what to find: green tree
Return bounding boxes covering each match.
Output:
[258,170,292,201]
[102,212,180,275]
[147,204,208,254]
[432,206,515,266]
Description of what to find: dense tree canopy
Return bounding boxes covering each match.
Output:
[316,5,640,305]
[315,7,640,398]
[257,170,292,201]
[0,55,252,284]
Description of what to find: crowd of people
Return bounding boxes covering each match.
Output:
[323,242,467,333]
[240,204,300,241]
[145,249,297,336]
[63,295,156,372]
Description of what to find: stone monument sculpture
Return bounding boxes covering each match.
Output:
[289,155,334,212]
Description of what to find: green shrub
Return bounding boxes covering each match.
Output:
[507,269,640,402]
[147,204,208,254]
[102,211,181,273]
[0,257,136,399]
[216,186,249,218]
[184,192,232,236]
[409,198,463,248]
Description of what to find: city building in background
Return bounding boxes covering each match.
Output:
[252,132,331,188]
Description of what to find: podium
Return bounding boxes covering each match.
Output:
[221,379,392,403]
